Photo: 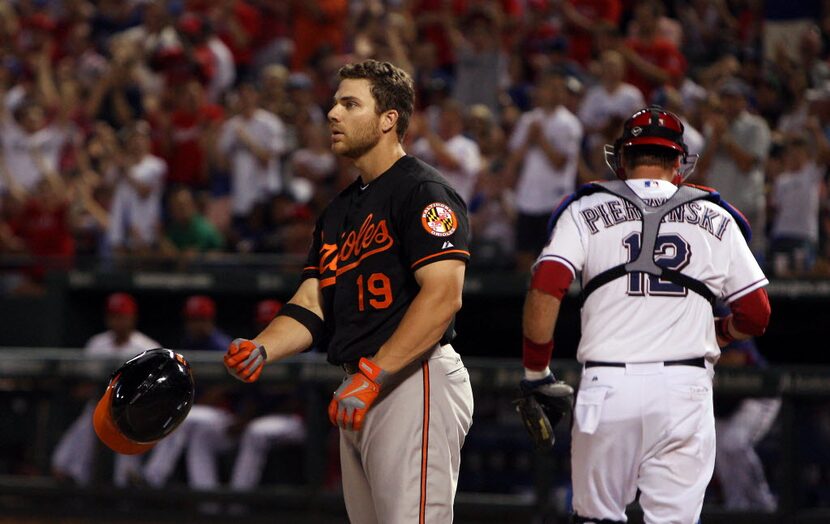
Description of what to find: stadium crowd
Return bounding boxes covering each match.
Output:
[0,0,828,295]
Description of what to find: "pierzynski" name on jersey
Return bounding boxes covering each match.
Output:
[579,197,731,240]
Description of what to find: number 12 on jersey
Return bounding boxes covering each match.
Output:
[356,273,393,311]
[623,232,691,297]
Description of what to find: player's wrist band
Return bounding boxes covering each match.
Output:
[523,336,554,371]
[277,303,324,347]
[358,357,387,385]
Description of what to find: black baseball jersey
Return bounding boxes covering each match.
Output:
[302,155,471,365]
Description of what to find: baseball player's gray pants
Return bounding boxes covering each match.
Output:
[339,344,474,524]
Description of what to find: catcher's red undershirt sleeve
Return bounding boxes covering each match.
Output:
[730,287,771,336]
[530,260,574,300]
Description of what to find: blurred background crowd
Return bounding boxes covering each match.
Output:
[0,0,829,297]
[0,1,828,519]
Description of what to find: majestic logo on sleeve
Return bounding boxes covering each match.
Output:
[421,202,457,237]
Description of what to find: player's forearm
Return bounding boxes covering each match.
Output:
[523,289,560,345]
[372,281,462,374]
[522,261,573,370]
[522,290,560,374]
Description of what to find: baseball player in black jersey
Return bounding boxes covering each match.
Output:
[224,60,474,523]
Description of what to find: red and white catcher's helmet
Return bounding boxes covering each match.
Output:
[604,105,698,184]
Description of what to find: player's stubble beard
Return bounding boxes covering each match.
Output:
[339,117,383,160]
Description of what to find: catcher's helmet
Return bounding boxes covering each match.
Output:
[604,105,698,183]
[94,348,195,455]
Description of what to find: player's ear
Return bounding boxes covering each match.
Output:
[380,109,399,135]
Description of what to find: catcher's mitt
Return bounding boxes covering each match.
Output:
[515,375,574,450]
[514,394,554,449]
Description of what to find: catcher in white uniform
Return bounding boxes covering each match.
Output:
[518,106,772,523]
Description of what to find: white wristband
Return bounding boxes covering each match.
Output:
[524,368,552,381]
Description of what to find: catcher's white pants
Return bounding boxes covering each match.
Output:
[715,397,781,510]
[339,344,474,524]
[571,362,715,524]
[51,402,142,486]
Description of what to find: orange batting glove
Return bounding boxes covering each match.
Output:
[224,338,267,383]
[328,358,388,431]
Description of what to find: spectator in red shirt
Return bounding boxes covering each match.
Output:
[13,184,74,270]
[206,0,261,81]
[290,0,348,73]
[559,0,622,66]
[145,12,216,90]
[1,158,73,293]
[411,0,468,72]
[156,80,224,190]
[619,0,686,100]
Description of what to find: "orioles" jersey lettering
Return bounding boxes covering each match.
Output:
[339,214,393,263]
[318,214,395,287]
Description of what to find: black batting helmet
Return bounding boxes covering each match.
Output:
[604,105,698,182]
[94,348,195,455]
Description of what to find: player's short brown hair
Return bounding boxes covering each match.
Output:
[622,145,681,171]
[338,60,414,142]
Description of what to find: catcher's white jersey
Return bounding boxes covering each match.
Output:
[538,178,768,364]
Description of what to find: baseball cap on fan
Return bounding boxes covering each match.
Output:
[107,293,137,316]
[184,295,216,320]
[256,299,284,327]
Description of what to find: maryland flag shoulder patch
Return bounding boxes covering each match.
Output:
[421,202,457,237]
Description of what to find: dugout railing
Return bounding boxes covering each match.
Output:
[0,262,826,363]
[0,349,828,523]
